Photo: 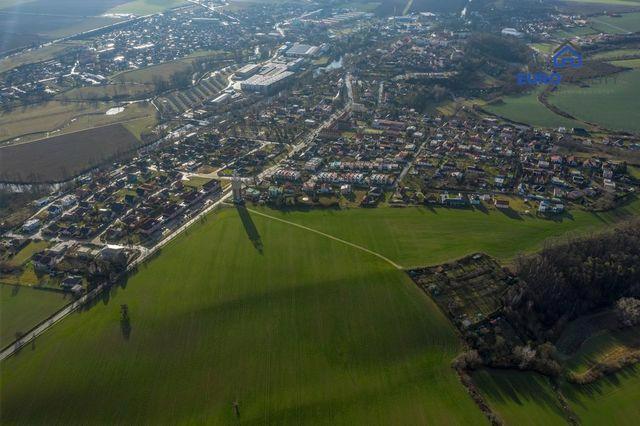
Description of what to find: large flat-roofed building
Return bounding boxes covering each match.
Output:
[235,63,261,78]
[240,62,295,94]
[285,42,320,58]
[241,71,294,94]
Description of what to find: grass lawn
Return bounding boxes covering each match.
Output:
[2,200,640,423]
[610,59,640,69]
[473,369,568,425]
[0,207,487,425]
[562,365,640,425]
[548,69,640,134]
[592,49,640,60]
[482,89,582,131]
[256,197,640,268]
[565,326,640,376]
[108,0,187,14]
[0,284,68,348]
[563,0,640,6]
[0,100,156,144]
[590,12,640,34]
[6,240,49,267]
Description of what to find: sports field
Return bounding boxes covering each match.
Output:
[0,285,68,348]
[3,199,640,423]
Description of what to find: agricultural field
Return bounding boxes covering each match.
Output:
[0,207,487,425]
[257,197,640,268]
[592,49,640,60]
[562,365,640,425]
[481,90,583,131]
[0,0,188,53]
[0,284,68,348]
[108,0,187,15]
[0,100,156,145]
[0,124,141,183]
[589,12,640,34]
[547,69,640,134]
[610,58,640,68]
[59,83,156,102]
[563,0,640,7]
[1,197,640,422]
[0,41,85,73]
[475,366,640,425]
[473,369,568,426]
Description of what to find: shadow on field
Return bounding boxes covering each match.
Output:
[496,207,523,221]
[473,203,489,215]
[236,204,263,254]
[561,364,640,412]
[475,369,566,417]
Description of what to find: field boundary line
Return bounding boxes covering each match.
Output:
[246,207,403,270]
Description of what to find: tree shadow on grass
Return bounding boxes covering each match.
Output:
[475,369,566,417]
[496,207,524,221]
[236,204,263,254]
[473,203,489,215]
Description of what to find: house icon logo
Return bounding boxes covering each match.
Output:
[552,43,583,69]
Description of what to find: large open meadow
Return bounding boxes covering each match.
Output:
[0,0,187,53]
[474,366,640,425]
[548,69,640,134]
[0,207,487,425]
[0,284,68,348]
[2,199,640,423]
[481,90,582,130]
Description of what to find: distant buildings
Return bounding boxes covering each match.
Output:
[240,62,295,94]
[285,42,321,58]
[501,28,523,38]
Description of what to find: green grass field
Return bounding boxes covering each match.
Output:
[565,327,640,376]
[563,0,640,6]
[548,69,640,134]
[590,12,640,34]
[482,90,582,131]
[253,198,640,268]
[473,369,567,425]
[611,59,640,69]
[592,49,640,60]
[2,200,640,423]
[475,366,640,426]
[0,285,68,348]
[0,207,487,424]
[108,0,187,15]
[6,240,49,267]
[562,365,640,425]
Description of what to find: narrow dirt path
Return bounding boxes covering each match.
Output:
[246,208,404,270]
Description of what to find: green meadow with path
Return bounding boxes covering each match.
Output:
[0,285,68,348]
[2,199,640,424]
